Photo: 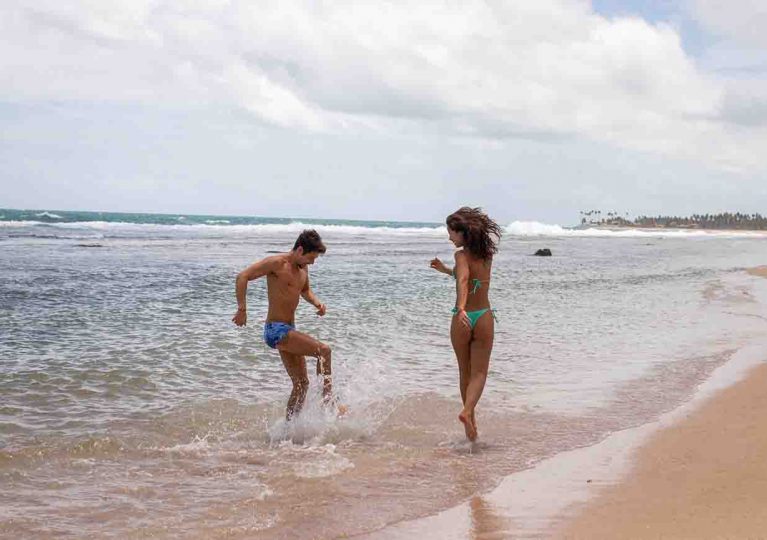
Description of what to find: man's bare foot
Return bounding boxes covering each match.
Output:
[324,397,349,418]
[458,409,477,441]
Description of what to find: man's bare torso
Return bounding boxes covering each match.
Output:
[266,254,308,324]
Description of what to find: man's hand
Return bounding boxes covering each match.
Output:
[316,303,327,316]
[232,308,247,326]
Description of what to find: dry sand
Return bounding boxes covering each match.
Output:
[557,361,767,539]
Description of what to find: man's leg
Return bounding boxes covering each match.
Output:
[278,330,333,402]
[279,350,309,420]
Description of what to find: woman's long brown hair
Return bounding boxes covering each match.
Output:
[446,207,502,260]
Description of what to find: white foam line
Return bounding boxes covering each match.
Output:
[0,220,446,236]
[5,218,767,239]
[506,221,767,238]
[362,339,767,539]
[0,220,49,227]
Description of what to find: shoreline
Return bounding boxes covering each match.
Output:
[558,364,767,538]
[363,342,767,539]
[557,268,767,538]
[362,267,767,539]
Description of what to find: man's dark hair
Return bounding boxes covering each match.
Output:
[293,229,326,254]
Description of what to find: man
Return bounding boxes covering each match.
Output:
[232,229,337,419]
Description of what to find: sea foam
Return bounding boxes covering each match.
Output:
[505,220,767,238]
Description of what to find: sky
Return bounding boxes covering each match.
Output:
[1,1,766,225]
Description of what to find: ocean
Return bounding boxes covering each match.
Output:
[2,208,767,538]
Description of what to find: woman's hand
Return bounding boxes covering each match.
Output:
[430,257,448,274]
[455,308,471,329]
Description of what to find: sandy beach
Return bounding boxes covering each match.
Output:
[363,345,767,540]
[557,361,767,538]
[365,268,767,540]
[559,268,767,537]
[552,268,767,539]
[747,266,767,279]
[5,215,767,538]
[557,266,767,538]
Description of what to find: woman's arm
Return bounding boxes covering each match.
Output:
[429,257,453,275]
[452,252,471,328]
[453,252,470,311]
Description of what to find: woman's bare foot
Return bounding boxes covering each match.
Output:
[337,404,349,418]
[458,409,477,441]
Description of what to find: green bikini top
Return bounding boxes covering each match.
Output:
[452,272,487,294]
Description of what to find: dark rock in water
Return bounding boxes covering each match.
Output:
[534,248,552,256]
[76,244,104,248]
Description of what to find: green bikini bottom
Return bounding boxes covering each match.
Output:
[452,307,497,329]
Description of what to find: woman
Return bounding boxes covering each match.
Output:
[430,207,502,441]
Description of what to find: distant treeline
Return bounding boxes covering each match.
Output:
[579,211,767,230]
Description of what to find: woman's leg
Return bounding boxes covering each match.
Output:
[451,316,473,438]
[451,316,472,403]
[461,312,494,440]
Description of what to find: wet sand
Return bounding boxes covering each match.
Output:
[366,351,767,539]
[365,330,767,539]
[558,363,767,538]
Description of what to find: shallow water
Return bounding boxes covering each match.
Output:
[3,214,767,538]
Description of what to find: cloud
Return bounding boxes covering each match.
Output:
[0,0,765,171]
[689,0,767,49]
[719,81,767,127]
[682,0,767,166]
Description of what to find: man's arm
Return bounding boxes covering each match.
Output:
[232,256,278,326]
[301,273,326,316]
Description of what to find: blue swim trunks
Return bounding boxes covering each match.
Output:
[263,322,294,349]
